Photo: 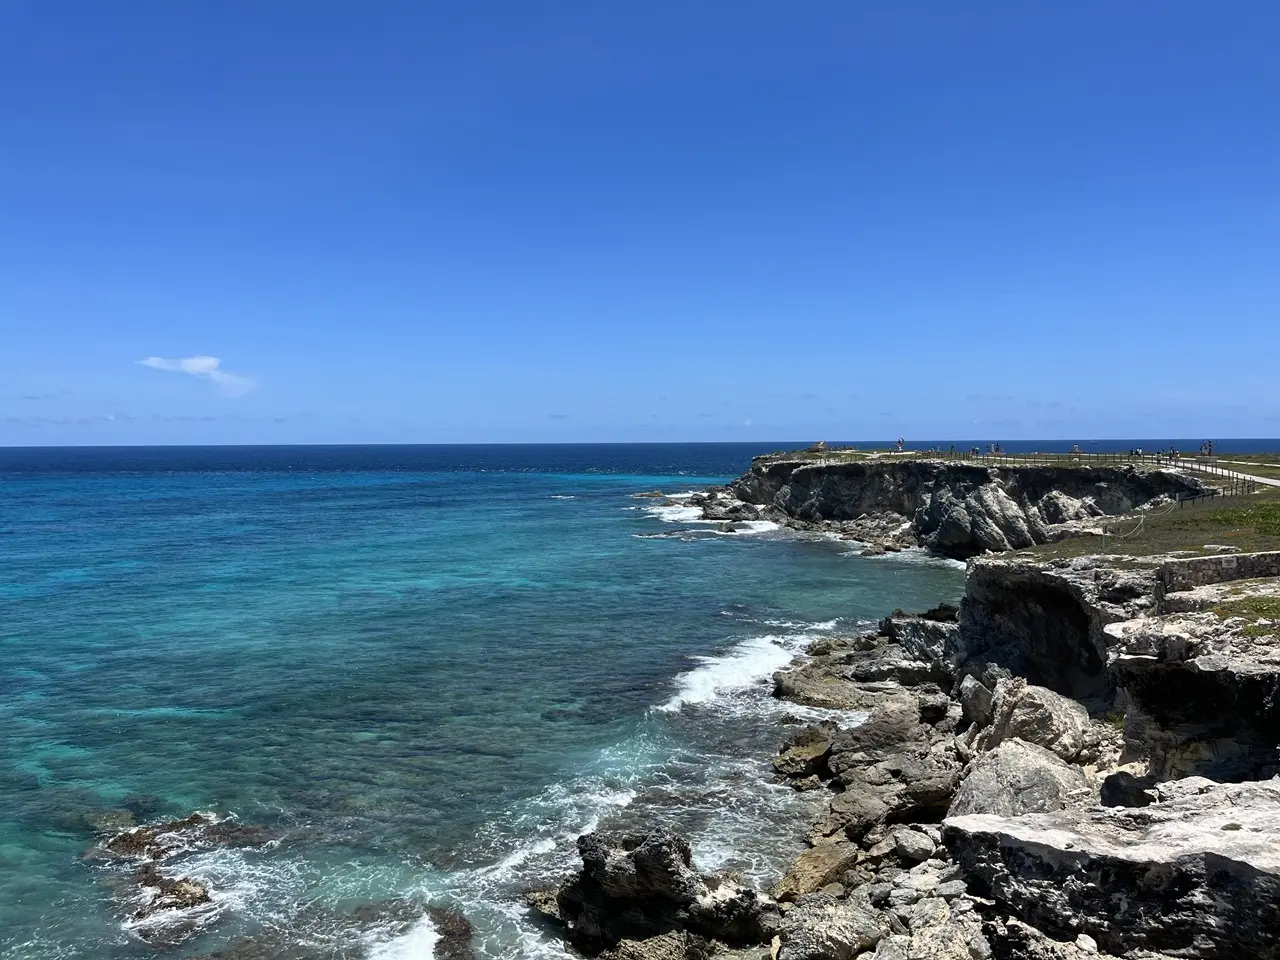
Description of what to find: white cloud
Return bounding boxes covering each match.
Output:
[137,356,256,397]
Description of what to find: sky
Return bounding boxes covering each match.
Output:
[2,2,1278,445]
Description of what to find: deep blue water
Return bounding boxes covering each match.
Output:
[1,445,968,958]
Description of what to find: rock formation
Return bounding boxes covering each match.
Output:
[528,830,779,955]
[88,812,276,945]
[704,457,1202,558]
[945,777,1280,958]
[539,454,1280,960]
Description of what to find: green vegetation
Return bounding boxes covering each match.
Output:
[1211,594,1280,623]
[1023,487,1280,561]
[1210,592,1280,638]
[1176,499,1280,538]
[1104,710,1126,730]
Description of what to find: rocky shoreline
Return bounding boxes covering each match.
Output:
[531,458,1280,960]
[79,457,1279,959]
[690,454,1204,558]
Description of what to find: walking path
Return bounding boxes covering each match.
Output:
[1178,461,1280,488]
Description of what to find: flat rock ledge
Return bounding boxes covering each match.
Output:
[945,777,1280,959]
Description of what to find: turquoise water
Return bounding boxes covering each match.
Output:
[0,445,965,958]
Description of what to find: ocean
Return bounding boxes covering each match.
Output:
[2,444,966,957]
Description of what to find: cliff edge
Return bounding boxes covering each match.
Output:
[703,456,1203,558]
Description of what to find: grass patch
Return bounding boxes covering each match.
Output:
[1022,487,1280,560]
[1211,594,1280,622]
[1173,500,1280,538]
[1104,710,1126,730]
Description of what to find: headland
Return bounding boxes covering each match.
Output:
[529,449,1280,960]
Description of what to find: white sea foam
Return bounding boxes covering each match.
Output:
[643,503,707,523]
[714,520,781,535]
[365,914,439,960]
[758,617,838,631]
[656,634,801,713]
[548,495,577,500]
[841,545,967,570]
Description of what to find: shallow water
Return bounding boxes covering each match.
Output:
[0,445,965,957]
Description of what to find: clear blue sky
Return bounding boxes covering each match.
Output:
[2,2,1277,445]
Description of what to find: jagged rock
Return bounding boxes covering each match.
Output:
[881,616,960,672]
[948,739,1092,818]
[426,906,475,960]
[1106,612,1280,780]
[818,748,964,844]
[868,896,990,959]
[983,918,1122,959]
[728,458,1200,560]
[772,843,860,902]
[943,777,1280,958]
[777,895,886,959]
[528,831,779,954]
[958,675,994,728]
[598,931,715,960]
[93,812,274,862]
[774,724,837,780]
[978,678,1090,762]
[132,862,211,918]
[827,700,931,781]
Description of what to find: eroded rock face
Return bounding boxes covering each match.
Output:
[943,777,1280,958]
[1107,613,1280,780]
[725,458,1200,560]
[957,556,1162,702]
[527,831,779,955]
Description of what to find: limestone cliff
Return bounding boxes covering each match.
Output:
[723,457,1202,558]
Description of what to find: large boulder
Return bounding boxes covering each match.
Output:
[958,675,994,728]
[943,777,1280,958]
[827,700,929,778]
[528,831,779,954]
[777,895,887,960]
[947,739,1092,818]
[772,842,860,902]
[598,932,714,960]
[978,678,1090,762]
[773,723,837,780]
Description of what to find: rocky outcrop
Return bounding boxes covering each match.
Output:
[947,739,1093,818]
[527,831,780,955]
[816,699,965,844]
[944,777,1280,958]
[776,895,887,959]
[976,678,1096,764]
[718,457,1201,558]
[956,555,1162,703]
[598,931,714,960]
[426,906,476,960]
[89,812,277,945]
[772,843,861,902]
[1106,612,1280,780]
